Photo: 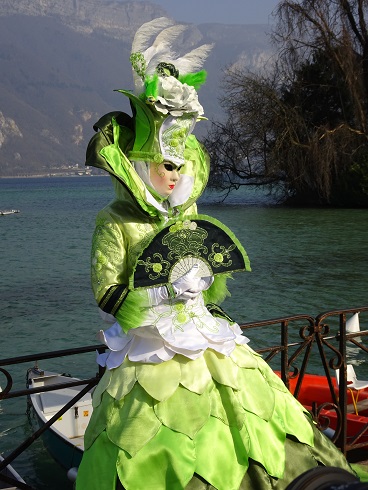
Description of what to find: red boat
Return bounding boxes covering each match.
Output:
[276,370,368,451]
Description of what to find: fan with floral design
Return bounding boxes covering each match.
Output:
[130,215,251,289]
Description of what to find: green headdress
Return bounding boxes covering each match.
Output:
[121,17,213,166]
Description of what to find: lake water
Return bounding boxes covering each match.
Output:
[1,176,367,489]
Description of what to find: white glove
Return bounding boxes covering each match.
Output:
[172,265,214,300]
[147,285,170,306]
[147,265,214,305]
[190,276,214,292]
[147,266,200,305]
[178,275,214,300]
[172,265,202,297]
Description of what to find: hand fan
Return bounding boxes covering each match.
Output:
[130,215,250,289]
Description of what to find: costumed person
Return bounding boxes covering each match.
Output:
[76,17,358,490]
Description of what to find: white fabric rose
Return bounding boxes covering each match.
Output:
[153,76,204,117]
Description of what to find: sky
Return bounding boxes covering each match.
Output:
[139,0,281,25]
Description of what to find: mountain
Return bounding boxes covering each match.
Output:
[0,0,273,176]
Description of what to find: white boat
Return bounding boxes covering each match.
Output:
[26,366,93,481]
[0,456,26,490]
[0,210,20,216]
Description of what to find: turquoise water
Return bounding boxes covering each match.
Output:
[1,176,368,488]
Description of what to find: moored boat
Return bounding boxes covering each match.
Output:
[26,366,93,481]
[0,210,20,216]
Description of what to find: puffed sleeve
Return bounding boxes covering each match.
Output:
[91,213,130,316]
[91,211,154,332]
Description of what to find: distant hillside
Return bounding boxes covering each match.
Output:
[0,0,272,176]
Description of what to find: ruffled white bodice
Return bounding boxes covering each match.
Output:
[96,294,249,369]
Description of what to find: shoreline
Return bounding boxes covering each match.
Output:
[0,173,108,179]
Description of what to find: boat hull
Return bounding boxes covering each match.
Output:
[27,369,93,472]
[31,410,83,470]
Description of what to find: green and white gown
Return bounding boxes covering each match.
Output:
[76,118,355,490]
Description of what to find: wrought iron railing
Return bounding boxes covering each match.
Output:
[0,345,107,490]
[240,306,368,455]
[0,306,367,488]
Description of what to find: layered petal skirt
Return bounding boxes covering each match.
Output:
[76,296,354,489]
[76,343,353,489]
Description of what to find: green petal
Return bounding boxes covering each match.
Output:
[76,430,119,490]
[204,349,239,389]
[236,367,275,421]
[231,344,259,369]
[107,383,161,456]
[194,416,250,490]
[256,356,289,393]
[276,390,314,445]
[92,369,112,408]
[136,358,180,401]
[117,426,195,490]
[84,392,115,450]
[210,382,246,429]
[155,385,210,439]
[178,355,213,394]
[243,409,286,478]
[106,358,137,401]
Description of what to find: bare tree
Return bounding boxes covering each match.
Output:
[205,70,283,192]
[274,0,368,133]
[206,0,368,205]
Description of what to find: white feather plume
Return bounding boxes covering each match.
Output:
[173,44,214,74]
[144,24,188,70]
[131,17,174,55]
[130,17,214,95]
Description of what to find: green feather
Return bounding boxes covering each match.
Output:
[144,74,159,101]
[202,273,232,306]
[178,70,207,89]
[115,289,149,333]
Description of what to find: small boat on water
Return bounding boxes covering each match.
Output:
[0,210,20,216]
[26,366,93,481]
[0,455,26,490]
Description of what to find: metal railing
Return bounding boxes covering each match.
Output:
[0,345,107,490]
[240,306,368,455]
[0,306,367,488]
